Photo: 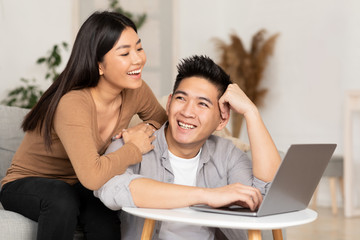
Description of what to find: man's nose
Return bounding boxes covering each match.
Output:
[181,102,196,118]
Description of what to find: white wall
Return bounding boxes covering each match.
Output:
[0,0,75,97]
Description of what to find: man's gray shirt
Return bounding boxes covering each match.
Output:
[94,123,270,239]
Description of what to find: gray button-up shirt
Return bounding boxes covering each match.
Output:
[95,123,270,240]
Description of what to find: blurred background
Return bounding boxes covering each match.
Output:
[1,0,360,210]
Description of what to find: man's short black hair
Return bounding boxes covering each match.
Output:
[173,55,232,99]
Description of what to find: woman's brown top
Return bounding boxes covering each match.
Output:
[1,81,167,190]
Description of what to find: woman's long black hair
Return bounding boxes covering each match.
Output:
[22,11,137,150]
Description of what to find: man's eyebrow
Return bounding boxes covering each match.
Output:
[116,39,142,50]
[198,96,213,106]
[174,90,187,96]
[174,90,213,106]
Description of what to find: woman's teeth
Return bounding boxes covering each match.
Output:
[127,69,141,75]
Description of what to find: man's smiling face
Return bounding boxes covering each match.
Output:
[165,76,225,158]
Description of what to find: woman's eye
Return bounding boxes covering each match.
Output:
[137,47,143,51]
[120,53,129,56]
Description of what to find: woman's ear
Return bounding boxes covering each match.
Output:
[98,63,104,76]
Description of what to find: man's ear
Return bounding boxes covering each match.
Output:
[166,94,173,115]
[215,110,230,131]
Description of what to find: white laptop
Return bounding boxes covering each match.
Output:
[190,144,337,217]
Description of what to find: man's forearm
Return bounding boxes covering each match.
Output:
[95,172,261,210]
[218,83,281,182]
[129,178,263,210]
[244,108,281,182]
[129,178,207,208]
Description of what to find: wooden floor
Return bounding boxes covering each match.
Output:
[286,207,360,240]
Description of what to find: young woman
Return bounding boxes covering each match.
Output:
[0,11,167,240]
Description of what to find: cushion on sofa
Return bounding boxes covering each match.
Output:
[0,210,37,240]
[0,209,84,240]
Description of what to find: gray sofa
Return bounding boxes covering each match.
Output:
[0,105,38,239]
[0,105,84,240]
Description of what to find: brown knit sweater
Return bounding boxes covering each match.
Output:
[1,81,167,190]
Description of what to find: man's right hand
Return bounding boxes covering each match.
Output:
[204,183,263,211]
[218,83,257,120]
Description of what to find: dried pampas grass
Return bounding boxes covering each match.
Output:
[214,29,279,138]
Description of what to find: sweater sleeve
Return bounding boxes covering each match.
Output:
[54,93,142,190]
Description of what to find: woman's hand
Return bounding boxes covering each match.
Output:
[120,123,156,155]
[113,122,157,140]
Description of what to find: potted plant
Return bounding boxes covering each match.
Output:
[214,29,279,138]
[1,42,68,108]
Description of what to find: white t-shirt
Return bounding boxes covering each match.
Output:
[158,149,215,240]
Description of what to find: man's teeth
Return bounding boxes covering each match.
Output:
[127,69,141,75]
[179,122,195,129]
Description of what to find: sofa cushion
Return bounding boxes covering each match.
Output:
[0,105,29,181]
[0,209,37,240]
[0,208,85,240]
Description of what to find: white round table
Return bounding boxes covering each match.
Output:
[122,207,317,240]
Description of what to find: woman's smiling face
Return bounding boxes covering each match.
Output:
[98,27,146,91]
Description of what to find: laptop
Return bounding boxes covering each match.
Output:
[190,144,337,217]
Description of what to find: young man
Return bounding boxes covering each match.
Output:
[95,55,281,239]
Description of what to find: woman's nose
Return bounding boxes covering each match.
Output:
[131,51,142,64]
